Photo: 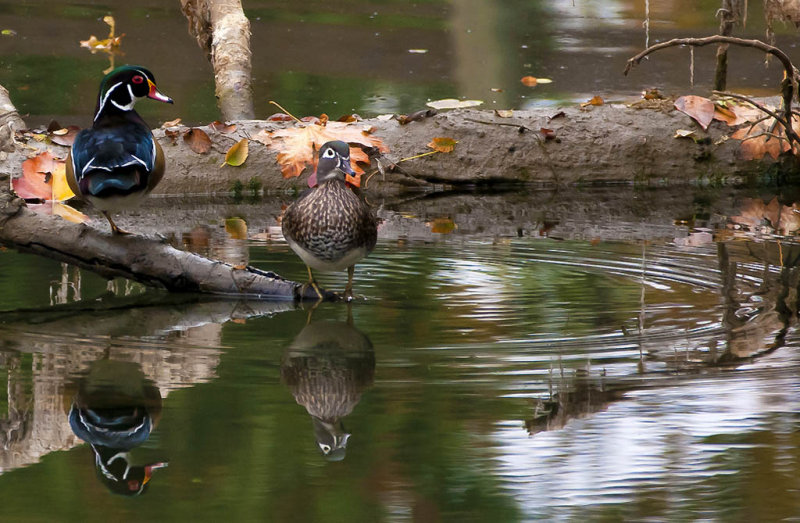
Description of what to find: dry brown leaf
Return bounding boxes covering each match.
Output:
[674,95,714,130]
[495,109,513,118]
[13,151,74,201]
[251,129,273,146]
[184,128,212,154]
[162,118,182,128]
[581,95,605,107]
[209,121,237,133]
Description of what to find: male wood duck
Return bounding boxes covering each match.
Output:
[66,65,173,234]
[282,141,377,300]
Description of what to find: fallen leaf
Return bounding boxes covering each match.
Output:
[426,98,483,110]
[225,217,248,239]
[222,139,249,167]
[13,151,74,201]
[49,125,81,147]
[521,76,538,86]
[209,121,237,133]
[495,109,514,118]
[1,29,17,37]
[539,128,556,140]
[674,129,698,139]
[376,114,395,121]
[427,137,458,153]
[162,118,182,128]
[28,202,88,223]
[164,129,180,142]
[642,88,665,100]
[581,95,605,107]
[80,15,124,54]
[251,129,272,146]
[491,87,504,92]
[674,95,714,130]
[267,113,295,122]
[184,128,212,154]
[337,114,360,123]
[408,49,428,53]
[268,120,388,179]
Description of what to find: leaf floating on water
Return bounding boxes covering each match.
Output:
[222,139,249,167]
[408,49,428,53]
[427,137,458,153]
[674,95,714,130]
[225,217,248,239]
[184,128,212,154]
[429,217,456,234]
[426,98,483,110]
[1,29,17,37]
[581,95,605,107]
[79,15,124,53]
[521,76,552,87]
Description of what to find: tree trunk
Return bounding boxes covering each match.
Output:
[180,0,254,120]
[0,185,333,301]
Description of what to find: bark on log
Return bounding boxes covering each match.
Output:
[181,0,254,120]
[0,84,25,153]
[0,186,333,301]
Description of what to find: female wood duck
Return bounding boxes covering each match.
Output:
[66,65,173,234]
[282,141,378,300]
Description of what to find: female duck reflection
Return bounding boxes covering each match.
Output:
[65,358,167,496]
[281,308,375,461]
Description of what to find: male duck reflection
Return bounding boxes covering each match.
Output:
[66,359,167,496]
[282,141,378,300]
[66,65,173,235]
[281,312,375,460]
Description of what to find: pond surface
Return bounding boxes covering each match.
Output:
[2,0,800,127]
[0,186,800,520]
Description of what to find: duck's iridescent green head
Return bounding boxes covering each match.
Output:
[94,65,172,121]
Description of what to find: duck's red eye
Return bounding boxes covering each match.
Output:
[132,75,144,84]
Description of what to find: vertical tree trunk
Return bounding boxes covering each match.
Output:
[181,0,255,121]
[714,0,745,91]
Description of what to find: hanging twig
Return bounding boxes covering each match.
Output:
[625,35,800,148]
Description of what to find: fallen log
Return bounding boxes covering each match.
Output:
[0,185,333,301]
[6,101,797,198]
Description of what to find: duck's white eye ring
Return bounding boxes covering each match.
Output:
[322,148,336,159]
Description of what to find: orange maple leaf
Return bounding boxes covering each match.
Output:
[268,119,389,186]
[13,151,74,201]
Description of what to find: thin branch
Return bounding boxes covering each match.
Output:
[626,35,800,147]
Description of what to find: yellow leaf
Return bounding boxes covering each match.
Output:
[427,137,458,153]
[222,139,249,167]
[225,217,248,239]
[581,95,605,107]
[494,109,513,118]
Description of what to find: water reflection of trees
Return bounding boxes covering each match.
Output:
[526,237,800,436]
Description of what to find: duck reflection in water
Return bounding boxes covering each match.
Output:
[65,358,167,496]
[281,307,375,461]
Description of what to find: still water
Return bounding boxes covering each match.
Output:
[0,187,799,520]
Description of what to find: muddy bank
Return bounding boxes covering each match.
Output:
[2,100,795,196]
